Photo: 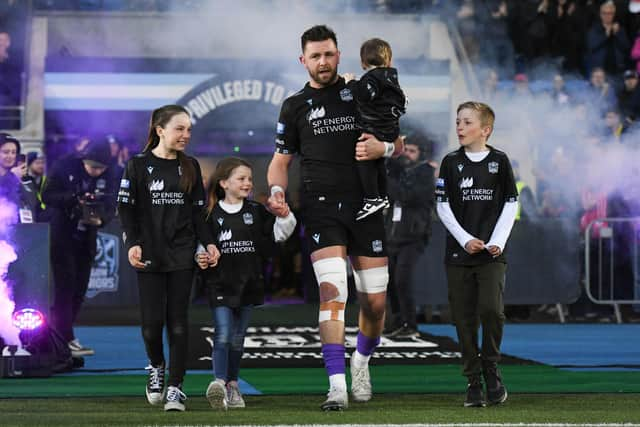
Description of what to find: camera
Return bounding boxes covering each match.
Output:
[81,192,106,223]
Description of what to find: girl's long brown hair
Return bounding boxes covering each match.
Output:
[143,104,196,193]
[206,157,252,216]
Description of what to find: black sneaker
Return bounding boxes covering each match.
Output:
[356,197,388,221]
[164,385,187,412]
[482,362,507,405]
[463,376,485,407]
[145,363,165,405]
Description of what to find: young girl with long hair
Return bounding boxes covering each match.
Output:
[117,104,219,412]
[196,157,296,410]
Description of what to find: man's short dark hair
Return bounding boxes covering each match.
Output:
[301,25,337,53]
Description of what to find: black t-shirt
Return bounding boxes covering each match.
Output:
[117,151,212,272]
[435,146,518,265]
[346,67,406,141]
[275,77,363,200]
[202,200,275,308]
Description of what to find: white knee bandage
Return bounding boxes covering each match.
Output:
[353,266,389,294]
[313,257,348,323]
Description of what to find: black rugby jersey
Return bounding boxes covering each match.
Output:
[275,77,362,200]
[202,200,275,308]
[435,145,518,265]
[346,67,406,141]
[117,151,213,272]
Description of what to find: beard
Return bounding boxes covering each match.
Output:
[308,67,338,87]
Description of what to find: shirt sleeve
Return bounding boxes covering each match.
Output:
[486,201,518,251]
[437,201,476,250]
[275,98,299,155]
[346,76,378,103]
[191,158,214,247]
[501,155,519,203]
[117,159,141,250]
[434,157,449,203]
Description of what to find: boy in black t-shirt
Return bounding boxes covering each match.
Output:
[435,101,518,408]
[343,38,406,221]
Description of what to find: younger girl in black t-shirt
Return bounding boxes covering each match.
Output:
[197,157,296,410]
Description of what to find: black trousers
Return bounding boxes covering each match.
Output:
[51,243,94,343]
[446,262,506,378]
[357,158,387,199]
[137,269,193,387]
[387,241,424,329]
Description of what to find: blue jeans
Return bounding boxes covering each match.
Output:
[212,305,253,382]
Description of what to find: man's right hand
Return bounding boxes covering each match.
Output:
[464,238,485,254]
[128,245,146,268]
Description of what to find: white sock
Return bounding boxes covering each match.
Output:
[351,350,370,368]
[329,373,346,391]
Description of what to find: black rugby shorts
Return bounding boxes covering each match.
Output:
[302,196,387,257]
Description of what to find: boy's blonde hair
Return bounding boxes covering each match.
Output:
[360,38,392,68]
[457,101,495,138]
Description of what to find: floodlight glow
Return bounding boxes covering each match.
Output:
[11,308,45,331]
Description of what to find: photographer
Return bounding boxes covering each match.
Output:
[384,130,436,338]
[42,140,117,357]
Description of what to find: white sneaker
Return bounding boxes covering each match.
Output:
[206,380,228,410]
[350,355,372,402]
[68,339,94,357]
[144,364,165,405]
[226,383,246,408]
[320,386,348,411]
[164,386,187,412]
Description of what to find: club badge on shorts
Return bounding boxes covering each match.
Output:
[372,240,383,253]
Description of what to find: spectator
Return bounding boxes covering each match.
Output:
[512,73,533,98]
[617,69,640,122]
[602,108,627,142]
[583,67,617,113]
[551,0,588,73]
[549,73,571,105]
[585,0,630,76]
[384,131,435,338]
[26,151,48,218]
[631,29,640,73]
[0,30,20,128]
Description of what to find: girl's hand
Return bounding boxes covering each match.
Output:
[128,245,146,268]
[196,252,209,270]
[206,244,220,267]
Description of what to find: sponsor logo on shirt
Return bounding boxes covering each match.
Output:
[218,229,232,242]
[149,179,164,192]
[147,166,154,174]
[459,177,474,189]
[307,106,326,122]
[276,122,285,134]
[488,161,499,174]
[436,178,445,188]
[120,179,130,189]
[339,88,353,101]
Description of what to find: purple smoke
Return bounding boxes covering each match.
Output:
[0,198,20,346]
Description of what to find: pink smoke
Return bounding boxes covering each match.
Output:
[0,198,20,345]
